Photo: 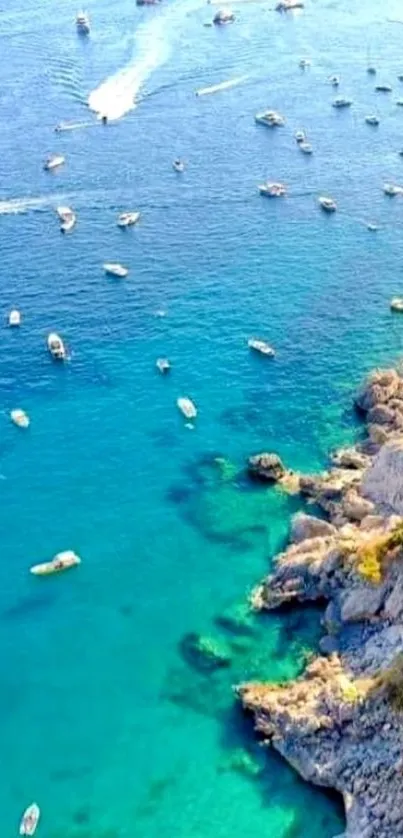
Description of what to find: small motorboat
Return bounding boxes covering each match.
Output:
[156,358,171,374]
[103,263,129,278]
[248,338,275,357]
[294,130,306,143]
[20,803,40,836]
[398,74,403,82]
[43,154,65,171]
[56,206,76,233]
[76,11,90,34]
[391,297,403,312]
[47,332,67,360]
[173,159,185,173]
[332,97,352,108]
[328,74,340,87]
[255,110,285,127]
[375,84,392,92]
[177,397,197,420]
[384,183,403,196]
[319,196,337,212]
[276,0,304,9]
[8,309,21,327]
[11,409,30,429]
[299,141,313,154]
[365,115,379,125]
[396,100,403,107]
[213,7,235,24]
[117,211,141,228]
[30,550,81,576]
[367,66,377,75]
[258,181,287,197]
[299,58,311,69]
[367,223,379,232]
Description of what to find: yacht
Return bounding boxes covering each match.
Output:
[47,332,67,360]
[156,358,171,374]
[76,11,90,34]
[11,409,30,429]
[19,803,40,835]
[365,115,380,125]
[213,8,235,24]
[8,309,21,327]
[30,550,81,576]
[56,206,76,233]
[299,141,313,154]
[177,397,197,419]
[43,154,65,171]
[295,130,306,143]
[384,183,403,196]
[319,196,337,212]
[255,109,285,127]
[103,263,129,278]
[328,75,340,87]
[173,159,185,173]
[248,339,275,357]
[390,298,403,312]
[258,182,287,197]
[332,97,352,108]
[375,84,392,92]
[117,211,141,228]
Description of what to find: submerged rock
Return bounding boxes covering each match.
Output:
[179,632,232,672]
[355,368,401,413]
[215,602,256,635]
[247,452,286,482]
[219,747,262,777]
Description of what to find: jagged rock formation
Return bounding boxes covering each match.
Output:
[239,369,403,838]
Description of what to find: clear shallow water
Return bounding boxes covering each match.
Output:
[3,0,403,835]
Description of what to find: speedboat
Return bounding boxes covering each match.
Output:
[11,409,30,429]
[294,130,306,143]
[255,109,285,127]
[103,263,129,278]
[20,803,40,836]
[375,83,392,92]
[248,339,275,357]
[299,141,313,154]
[391,297,403,312]
[319,196,337,212]
[384,183,403,196]
[117,211,141,228]
[365,115,380,125]
[56,206,76,233]
[299,58,311,69]
[8,309,21,327]
[76,11,90,34]
[47,332,67,360]
[177,397,197,420]
[213,8,235,24]
[258,181,286,197]
[332,97,352,108]
[328,75,340,87]
[156,358,171,374]
[30,550,81,576]
[173,159,185,173]
[43,154,65,171]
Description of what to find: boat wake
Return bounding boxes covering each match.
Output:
[0,195,71,215]
[88,0,202,121]
[195,75,249,96]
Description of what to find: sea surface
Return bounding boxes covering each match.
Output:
[2,0,403,835]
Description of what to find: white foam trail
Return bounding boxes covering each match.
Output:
[0,195,70,215]
[88,0,201,121]
[195,75,248,96]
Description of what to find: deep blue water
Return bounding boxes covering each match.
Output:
[2,0,403,835]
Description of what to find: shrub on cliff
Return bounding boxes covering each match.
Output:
[353,522,403,584]
[374,652,403,711]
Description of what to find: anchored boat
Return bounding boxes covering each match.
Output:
[43,154,65,171]
[76,11,90,33]
[8,309,21,327]
[258,182,286,197]
[255,109,285,127]
[156,358,171,374]
[213,8,235,24]
[56,206,76,233]
[248,339,275,357]
[30,550,81,576]
[319,196,337,212]
[177,397,197,420]
[391,298,403,312]
[20,803,40,836]
[11,409,30,429]
[47,332,67,360]
[103,263,129,278]
[117,212,140,228]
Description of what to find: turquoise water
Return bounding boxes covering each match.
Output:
[3,0,403,835]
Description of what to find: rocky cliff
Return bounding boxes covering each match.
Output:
[239,369,403,838]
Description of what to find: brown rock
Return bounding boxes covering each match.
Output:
[247,452,285,482]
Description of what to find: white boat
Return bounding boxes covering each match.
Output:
[11,409,30,429]
[255,110,285,128]
[248,338,275,357]
[43,154,65,171]
[117,211,141,228]
[177,397,197,420]
[173,159,185,173]
[8,309,21,327]
[56,206,76,233]
[299,141,313,154]
[328,75,340,87]
[103,263,129,278]
[20,803,40,836]
[213,8,235,24]
[47,332,67,360]
[365,115,380,125]
[294,130,306,143]
[367,223,379,232]
[384,183,403,196]
[319,196,337,212]
[76,11,90,33]
[332,97,352,108]
[30,550,81,576]
[156,358,171,374]
[391,297,403,312]
[258,182,286,197]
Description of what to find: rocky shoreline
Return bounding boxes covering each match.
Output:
[238,368,403,838]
